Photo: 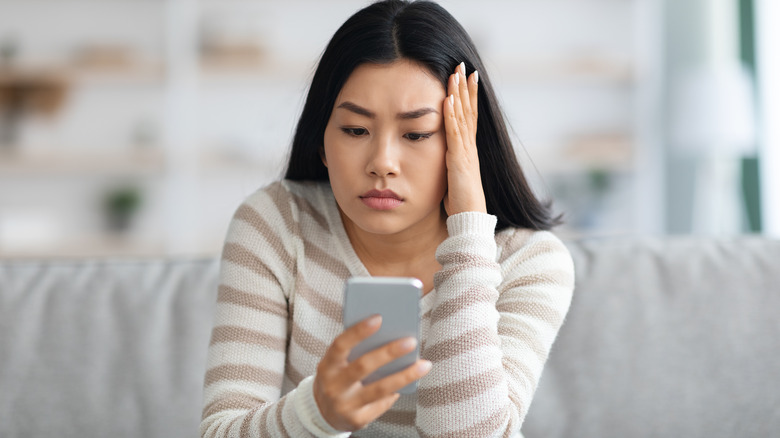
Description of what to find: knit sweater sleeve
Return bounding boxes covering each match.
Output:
[416,212,575,437]
[200,183,350,438]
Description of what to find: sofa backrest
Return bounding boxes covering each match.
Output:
[1,238,779,438]
[523,237,780,438]
[0,258,220,438]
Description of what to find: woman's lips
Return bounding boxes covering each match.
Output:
[360,189,403,210]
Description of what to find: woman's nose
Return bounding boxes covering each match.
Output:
[365,136,400,177]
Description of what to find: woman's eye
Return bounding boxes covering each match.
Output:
[404,132,433,141]
[342,127,368,137]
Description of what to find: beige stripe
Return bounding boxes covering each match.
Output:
[499,235,561,265]
[266,182,297,235]
[419,404,510,438]
[209,325,287,352]
[434,254,499,285]
[497,299,565,327]
[274,396,291,438]
[502,355,537,395]
[295,190,330,232]
[430,286,496,325]
[291,320,329,358]
[227,416,243,436]
[501,270,574,291]
[202,395,260,419]
[240,406,261,437]
[233,204,295,274]
[297,280,343,323]
[506,389,525,433]
[436,250,499,268]
[505,367,532,425]
[498,319,548,359]
[217,284,288,318]
[495,229,532,257]
[422,326,499,363]
[222,243,278,281]
[258,404,272,437]
[507,386,524,414]
[205,364,284,388]
[418,367,504,408]
[376,408,416,426]
[304,240,351,279]
[285,356,306,387]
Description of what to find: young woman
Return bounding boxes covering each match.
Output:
[200,1,574,437]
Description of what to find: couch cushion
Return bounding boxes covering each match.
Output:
[0,258,219,438]
[523,237,780,438]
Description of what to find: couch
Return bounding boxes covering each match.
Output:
[1,237,778,437]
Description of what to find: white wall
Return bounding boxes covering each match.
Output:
[756,0,780,237]
[0,0,658,256]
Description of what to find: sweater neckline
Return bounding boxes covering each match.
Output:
[318,182,436,310]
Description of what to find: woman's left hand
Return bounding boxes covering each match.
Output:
[442,62,487,216]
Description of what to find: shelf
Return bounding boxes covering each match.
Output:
[69,63,166,86]
[493,57,634,86]
[0,148,166,176]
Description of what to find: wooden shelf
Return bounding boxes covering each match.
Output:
[0,148,166,176]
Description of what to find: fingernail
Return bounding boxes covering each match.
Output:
[418,360,432,373]
[367,314,382,327]
[400,337,417,351]
[474,70,479,84]
[449,94,454,106]
[459,62,466,75]
[454,73,459,85]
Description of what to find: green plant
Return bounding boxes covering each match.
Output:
[103,186,142,232]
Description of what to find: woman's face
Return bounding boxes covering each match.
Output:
[322,59,448,238]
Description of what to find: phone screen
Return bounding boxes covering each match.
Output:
[342,277,422,394]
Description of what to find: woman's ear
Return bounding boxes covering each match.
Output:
[319,146,328,167]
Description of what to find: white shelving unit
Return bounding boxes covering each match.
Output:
[0,0,664,257]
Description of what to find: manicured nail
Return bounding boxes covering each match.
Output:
[454,73,459,85]
[400,337,417,351]
[449,94,454,106]
[474,70,479,84]
[417,360,432,373]
[367,314,382,327]
[459,62,466,75]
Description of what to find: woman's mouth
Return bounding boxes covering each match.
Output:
[359,189,403,210]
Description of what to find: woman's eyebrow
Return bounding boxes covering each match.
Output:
[398,107,438,120]
[337,101,375,118]
[336,101,439,120]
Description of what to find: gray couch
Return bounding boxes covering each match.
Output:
[1,237,778,437]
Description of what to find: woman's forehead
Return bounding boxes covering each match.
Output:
[335,60,446,113]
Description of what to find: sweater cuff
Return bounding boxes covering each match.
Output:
[446,211,497,236]
[293,375,351,438]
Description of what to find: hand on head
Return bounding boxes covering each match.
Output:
[443,62,487,216]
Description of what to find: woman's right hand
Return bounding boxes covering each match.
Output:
[313,315,432,432]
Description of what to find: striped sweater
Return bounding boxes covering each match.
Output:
[201,180,575,438]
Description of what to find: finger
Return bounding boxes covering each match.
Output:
[350,393,401,429]
[322,314,382,367]
[469,71,479,129]
[356,359,432,405]
[444,93,463,154]
[450,80,469,153]
[346,336,417,382]
[456,62,472,125]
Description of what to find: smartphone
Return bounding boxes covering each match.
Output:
[342,277,422,394]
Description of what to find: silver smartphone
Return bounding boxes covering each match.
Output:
[342,277,422,394]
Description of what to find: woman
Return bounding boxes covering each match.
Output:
[200,1,574,437]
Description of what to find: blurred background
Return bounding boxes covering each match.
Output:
[0,0,777,258]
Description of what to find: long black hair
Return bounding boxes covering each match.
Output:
[285,0,561,231]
